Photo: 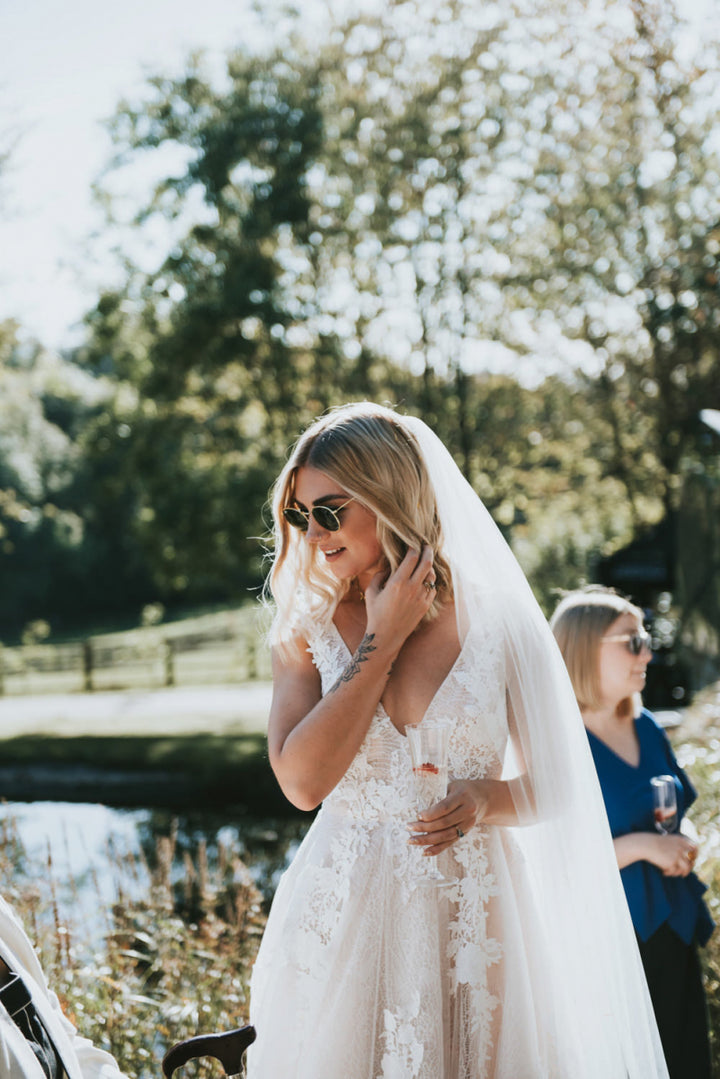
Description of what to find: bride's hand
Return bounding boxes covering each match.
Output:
[365,545,436,654]
[407,778,488,857]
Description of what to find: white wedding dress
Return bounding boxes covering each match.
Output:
[248,404,668,1079]
[247,617,574,1078]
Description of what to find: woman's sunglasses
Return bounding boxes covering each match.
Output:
[282,497,355,533]
[601,630,653,655]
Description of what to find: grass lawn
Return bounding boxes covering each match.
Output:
[0,729,297,814]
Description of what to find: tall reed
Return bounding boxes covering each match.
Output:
[0,816,265,1078]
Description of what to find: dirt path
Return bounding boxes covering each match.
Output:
[0,682,273,738]
[2,682,718,740]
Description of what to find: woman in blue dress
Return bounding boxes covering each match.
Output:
[551,586,714,1079]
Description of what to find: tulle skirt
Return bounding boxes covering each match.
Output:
[247,806,582,1079]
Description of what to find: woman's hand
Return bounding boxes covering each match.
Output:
[407,778,489,857]
[365,545,436,655]
[615,831,699,875]
[651,833,699,877]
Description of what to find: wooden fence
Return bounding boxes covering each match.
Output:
[0,612,272,696]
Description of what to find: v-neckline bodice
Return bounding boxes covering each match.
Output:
[327,618,466,737]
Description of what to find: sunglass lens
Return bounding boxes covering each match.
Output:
[312,507,340,531]
[629,634,651,655]
[283,508,308,531]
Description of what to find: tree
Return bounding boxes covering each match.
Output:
[0,321,138,633]
[283,0,720,517]
[438,371,639,612]
[483,0,720,520]
[76,0,720,619]
[79,49,416,606]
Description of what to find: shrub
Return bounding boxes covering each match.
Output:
[0,817,265,1078]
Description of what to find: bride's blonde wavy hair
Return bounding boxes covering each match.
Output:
[266,403,453,650]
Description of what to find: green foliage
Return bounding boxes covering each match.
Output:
[2,0,719,635]
[673,699,720,1070]
[0,322,142,632]
[482,0,720,514]
[300,0,720,517]
[0,732,291,814]
[416,372,653,610]
[0,819,265,1079]
[75,48,419,610]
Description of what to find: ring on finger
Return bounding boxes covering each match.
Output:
[456,826,464,839]
[423,578,436,593]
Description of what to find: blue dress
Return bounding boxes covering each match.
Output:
[586,709,713,946]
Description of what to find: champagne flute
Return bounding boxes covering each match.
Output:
[406,722,458,887]
[650,775,678,834]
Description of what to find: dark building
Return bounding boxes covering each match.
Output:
[596,514,688,709]
[595,409,720,708]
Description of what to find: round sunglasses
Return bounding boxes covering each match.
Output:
[282,497,355,533]
[601,630,653,655]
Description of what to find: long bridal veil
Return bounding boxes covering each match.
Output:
[403,412,668,1078]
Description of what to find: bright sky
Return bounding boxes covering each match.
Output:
[0,0,266,348]
[0,0,716,353]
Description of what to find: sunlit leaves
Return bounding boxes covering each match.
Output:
[64,0,720,619]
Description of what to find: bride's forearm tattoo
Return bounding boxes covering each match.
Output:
[330,633,377,692]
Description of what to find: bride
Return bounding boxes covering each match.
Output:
[246,402,668,1078]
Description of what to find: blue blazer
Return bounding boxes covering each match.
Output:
[587,709,714,945]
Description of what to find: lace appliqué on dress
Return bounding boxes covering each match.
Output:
[302,620,506,1076]
[381,993,425,1079]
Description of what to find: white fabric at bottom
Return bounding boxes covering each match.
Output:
[249,621,587,1078]
[0,895,127,1079]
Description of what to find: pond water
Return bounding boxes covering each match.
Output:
[0,800,310,941]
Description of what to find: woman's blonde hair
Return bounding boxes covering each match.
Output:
[550,586,644,718]
[266,403,453,648]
